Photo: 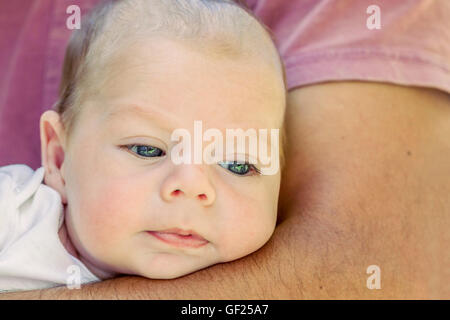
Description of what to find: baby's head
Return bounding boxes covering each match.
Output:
[40,0,286,279]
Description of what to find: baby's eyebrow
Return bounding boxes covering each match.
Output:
[104,103,182,132]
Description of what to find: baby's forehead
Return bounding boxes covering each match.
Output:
[95,33,281,78]
[85,38,284,124]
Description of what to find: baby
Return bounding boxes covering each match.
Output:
[0,0,286,292]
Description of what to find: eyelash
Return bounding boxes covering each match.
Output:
[218,161,261,176]
[124,144,166,158]
[121,144,261,176]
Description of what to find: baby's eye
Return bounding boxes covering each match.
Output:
[218,161,261,176]
[126,145,165,158]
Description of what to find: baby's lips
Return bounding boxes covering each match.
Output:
[147,228,209,248]
[157,228,207,240]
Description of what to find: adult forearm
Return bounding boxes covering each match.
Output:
[0,214,392,299]
[0,219,306,299]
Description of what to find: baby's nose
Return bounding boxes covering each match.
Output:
[161,165,216,206]
[170,189,211,203]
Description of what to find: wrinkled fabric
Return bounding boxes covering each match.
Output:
[246,0,450,93]
[0,164,100,292]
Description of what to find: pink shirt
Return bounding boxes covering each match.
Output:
[247,0,450,93]
[0,0,449,168]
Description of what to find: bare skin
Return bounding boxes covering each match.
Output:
[2,81,449,299]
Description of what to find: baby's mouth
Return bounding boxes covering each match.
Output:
[147,228,209,248]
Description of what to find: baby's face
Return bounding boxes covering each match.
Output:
[60,38,285,279]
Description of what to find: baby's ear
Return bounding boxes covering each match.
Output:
[39,110,68,204]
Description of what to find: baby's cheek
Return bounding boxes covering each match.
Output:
[218,202,276,262]
[76,181,141,251]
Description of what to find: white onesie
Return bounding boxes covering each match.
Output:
[0,164,99,293]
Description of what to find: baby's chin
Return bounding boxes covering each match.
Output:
[130,252,222,280]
